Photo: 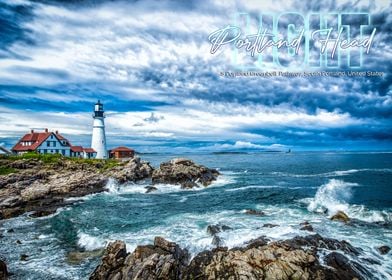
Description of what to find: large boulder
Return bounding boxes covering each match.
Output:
[90,237,189,280]
[152,158,219,189]
[107,157,153,184]
[330,211,350,223]
[90,234,371,280]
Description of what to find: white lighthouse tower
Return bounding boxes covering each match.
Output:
[91,100,107,159]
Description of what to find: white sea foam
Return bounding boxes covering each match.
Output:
[307,179,357,215]
[104,174,235,195]
[77,232,106,251]
[306,179,392,224]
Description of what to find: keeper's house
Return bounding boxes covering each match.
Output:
[12,129,97,159]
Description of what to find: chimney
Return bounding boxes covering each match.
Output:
[45,128,48,133]
[55,130,58,134]
[31,129,34,133]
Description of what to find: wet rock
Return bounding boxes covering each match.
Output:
[244,236,270,249]
[300,221,314,231]
[144,186,157,193]
[66,249,104,265]
[324,252,370,279]
[281,234,362,255]
[263,223,279,228]
[207,224,232,247]
[20,254,28,261]
[377,245,391,255]
[0,259,7,279]
[15,240,21,245]
[90,235,370,280]
[331,210,350,223]
[90,237,189,280]
[244,209,265,216]
[152,158,219,189]
[206,224,232,235]
[7,229,14,233]
[90,241,127,280]
[212,235,223,247]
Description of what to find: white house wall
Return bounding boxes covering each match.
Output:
[36,134,71,156]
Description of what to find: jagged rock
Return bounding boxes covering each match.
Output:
[207,224,232,247]
[244,209,265,216]
[144,186,158,193]
[107,157,153,184]
[331,210,350,223]
[377,245,391,255]
[90,241,127,280]
[90,237,189,280]
[90,235,370,280]
[15,240,21,245]
[206,224,232,235]
[324,252,370,279]
[151,158,219,189]
[300,222,314,232]
[280,234,362,255]
[0,260,7,279]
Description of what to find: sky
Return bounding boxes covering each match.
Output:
[0,0,391,153]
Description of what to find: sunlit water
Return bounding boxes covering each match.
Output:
[1,152,392,279]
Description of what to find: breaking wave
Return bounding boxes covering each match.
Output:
[306,179,392,224]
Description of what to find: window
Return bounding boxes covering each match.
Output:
[51,150,53,153]
[51,135,53,139]
[53,141,56,147]
[47,141,50,147]
[62,149,65,155]
[43,149,47,154]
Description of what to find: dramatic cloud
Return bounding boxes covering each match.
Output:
[0,0,391,151]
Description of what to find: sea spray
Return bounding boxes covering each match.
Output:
[307,179,358,215]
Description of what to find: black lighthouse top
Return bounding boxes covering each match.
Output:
[94,100,104,118]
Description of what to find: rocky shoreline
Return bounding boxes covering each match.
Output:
[0,155,219,220]
[90,233,374,280]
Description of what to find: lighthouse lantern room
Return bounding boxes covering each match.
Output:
[91,100,107,159]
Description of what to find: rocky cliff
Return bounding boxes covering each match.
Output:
[0,156,219,219]
[0,156,153,219]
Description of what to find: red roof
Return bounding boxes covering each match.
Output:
[70,146,83,152]
[110,146,134,153]
[83,148,96,153]
[12,130,70,152]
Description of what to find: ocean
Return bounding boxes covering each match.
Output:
[1,152,392,279]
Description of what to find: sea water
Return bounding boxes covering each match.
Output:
[1,152,392,279]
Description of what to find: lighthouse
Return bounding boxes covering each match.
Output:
[91,100,107,159]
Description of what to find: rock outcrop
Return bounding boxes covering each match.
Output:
[0,157,153,219]
[152,158,219,189]
[330,210,350,223]
[107,157,153,184]
[91,234,371,280]
[377,245,390,255]
[90,237,189,280]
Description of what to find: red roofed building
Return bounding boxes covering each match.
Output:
[109,146,135,159]
[12,129,96,159]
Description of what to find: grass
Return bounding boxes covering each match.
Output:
[0,166,17,175]
[4,152,123,171]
